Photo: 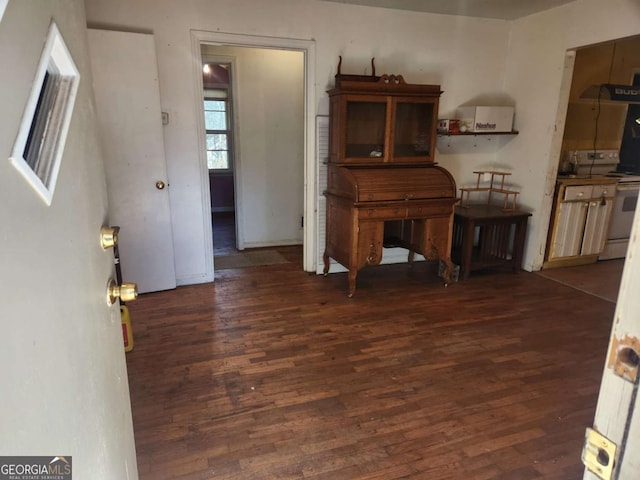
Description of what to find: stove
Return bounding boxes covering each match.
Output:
[567,149,621,177]
[604,171,640,183]
[563,149,640,182]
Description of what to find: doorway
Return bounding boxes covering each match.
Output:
[197,42,307,269]
[200,58,238,256]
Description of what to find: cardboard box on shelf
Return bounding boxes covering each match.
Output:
[457,106,514,133]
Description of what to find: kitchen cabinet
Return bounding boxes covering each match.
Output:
[544,178,618,268]
[323,66,457,296]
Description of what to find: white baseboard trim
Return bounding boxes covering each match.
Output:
[242,239,303,249]
[176,271,214,286]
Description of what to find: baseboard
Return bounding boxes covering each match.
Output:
[242,239,303,249]
[176,271,214,286]
[212,207,235,213]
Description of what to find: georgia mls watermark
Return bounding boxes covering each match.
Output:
[0,457,71,480]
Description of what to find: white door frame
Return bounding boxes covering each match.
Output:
[190,30,317,277]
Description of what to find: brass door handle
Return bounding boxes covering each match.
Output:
[100,226,120,249]
[156,181,166,190]
[107,279,138,305]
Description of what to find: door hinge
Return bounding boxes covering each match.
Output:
[301,216,304,228]
[607,334,640,383]
[582,427,616,480]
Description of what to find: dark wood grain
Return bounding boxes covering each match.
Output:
[126,246,614,479]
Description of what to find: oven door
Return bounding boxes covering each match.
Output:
[608,183,640,240]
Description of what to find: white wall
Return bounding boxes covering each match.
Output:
[203,45,304,248]
[503,0,640,270]
[0,0,137,477]
[84,0,512,282]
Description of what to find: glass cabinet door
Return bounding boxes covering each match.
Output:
[345,99,387,160]
[392,99,435,162]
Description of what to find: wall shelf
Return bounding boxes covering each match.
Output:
[436,131,518,153]
[439,130,519,137]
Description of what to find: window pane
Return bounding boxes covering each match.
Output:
[206,133,228,150]
[207,151,229,169]
[204,111,226,130]
[204,100,226,110]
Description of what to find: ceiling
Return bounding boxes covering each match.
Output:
[320,0,577,20]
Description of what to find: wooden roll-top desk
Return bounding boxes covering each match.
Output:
[322,59,457,296]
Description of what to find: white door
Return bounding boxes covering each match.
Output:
[0,2,137,478]
[88,29,176,294]
[584,205,640,479]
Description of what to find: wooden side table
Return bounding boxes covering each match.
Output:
[452,204,531,280]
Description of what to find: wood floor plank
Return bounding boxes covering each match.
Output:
[125,245,615,479]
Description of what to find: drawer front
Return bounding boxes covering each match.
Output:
[564,185,593,201]
[407,203,452,218]
[592,184,615,198]
[360,206,407,219]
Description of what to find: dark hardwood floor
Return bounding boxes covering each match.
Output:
[125,247,616,479]
[213,211,237,257]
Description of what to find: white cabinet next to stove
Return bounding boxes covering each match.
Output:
[544,179,617,268]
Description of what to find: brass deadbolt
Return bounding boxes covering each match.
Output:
[100,226,120,249]
[107,279,138,305]
[156,181,166,190]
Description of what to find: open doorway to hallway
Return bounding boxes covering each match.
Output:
[200,59,238,256]
[200,45,305,267]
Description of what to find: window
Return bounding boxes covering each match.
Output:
[203,90,232,170]
[10,22,80,205]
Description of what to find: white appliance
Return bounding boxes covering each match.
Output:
[565,149,640,260]
[599,177,640,259]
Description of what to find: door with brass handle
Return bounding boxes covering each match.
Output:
[107,279,138,305]
[156,181,166,190]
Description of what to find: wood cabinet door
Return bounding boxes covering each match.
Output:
[390,96,438,164]
[581,200,613,255]
[332,94,389,164]
[550,201,588,259]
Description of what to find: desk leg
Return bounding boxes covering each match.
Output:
[323,251,330,276]
[347,269,357,298]
[461,220,475,280]
[512,219,528,273]
[440,257,454,285]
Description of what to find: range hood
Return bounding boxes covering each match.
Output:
[581,83,640,104]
